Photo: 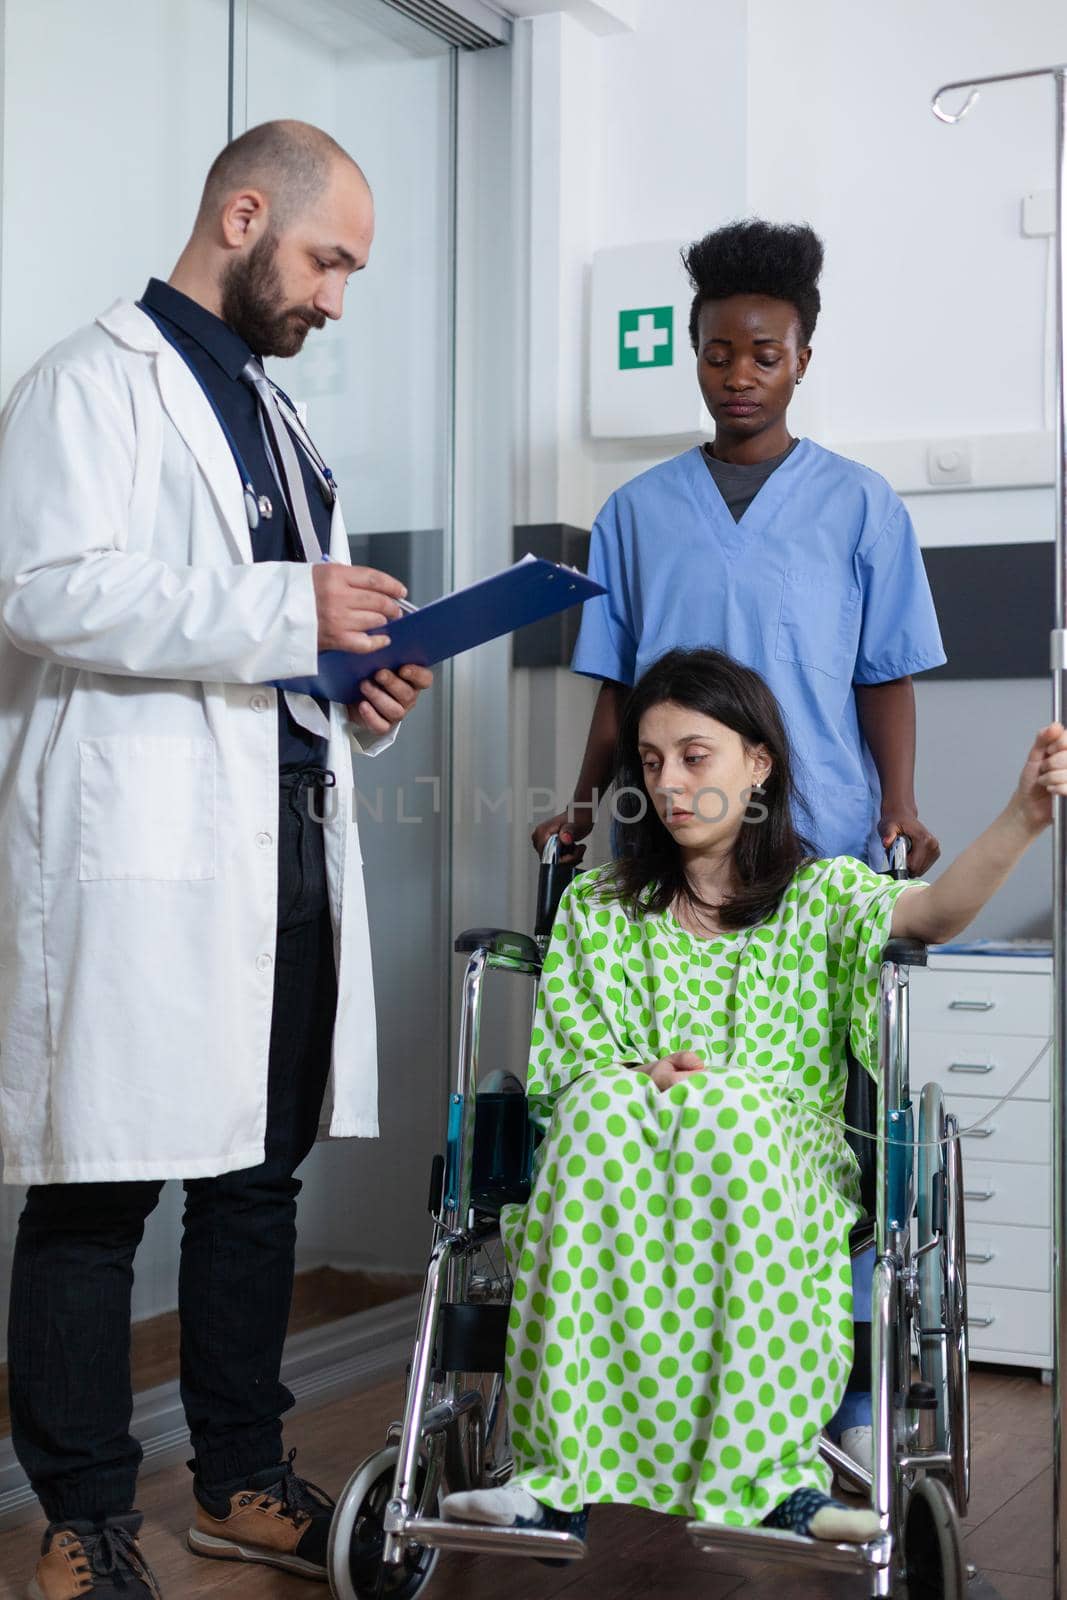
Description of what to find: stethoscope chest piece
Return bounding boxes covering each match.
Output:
[243,490,275,531]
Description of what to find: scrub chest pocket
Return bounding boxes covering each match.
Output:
[78,735,217,881]
[776,567,861,679]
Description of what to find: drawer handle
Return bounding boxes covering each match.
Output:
[961,1127,995,1139]
[968,1314,996,1328]
[964,1188,995,1201]
[966,1251,995,1264]
[949,998,995,1012]
[949,1061,994,1074]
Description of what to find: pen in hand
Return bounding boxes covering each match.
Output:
[319,554,416,615]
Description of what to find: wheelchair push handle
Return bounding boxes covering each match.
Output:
[882,834,928,965]
[888,834,910,880]
[535,832,578,940]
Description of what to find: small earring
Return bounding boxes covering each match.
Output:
[750,781,766,796]
[795,376,804,386]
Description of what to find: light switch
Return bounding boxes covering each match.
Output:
[926,440,974,486]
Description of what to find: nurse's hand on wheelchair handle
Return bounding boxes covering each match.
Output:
[880,812,940,875]
[347,664,434,735]
[532,812,593,865]
[645,1050,707,1092]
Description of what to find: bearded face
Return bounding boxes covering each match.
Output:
[220,229,326,358]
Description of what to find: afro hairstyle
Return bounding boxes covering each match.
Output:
[682,219,824,350]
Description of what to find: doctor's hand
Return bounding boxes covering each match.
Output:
[313,563,407,653]
[880,810,940,876]
[646,1051,706,1093]
[347,665,434,736]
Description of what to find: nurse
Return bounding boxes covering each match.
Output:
[534,217,945,876]
[532,218,946,1477]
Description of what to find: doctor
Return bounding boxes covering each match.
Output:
[0,121,431,1598]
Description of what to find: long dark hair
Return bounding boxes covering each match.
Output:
[601,648,813,931]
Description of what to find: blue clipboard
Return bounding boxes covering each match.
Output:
[275,555,606,704]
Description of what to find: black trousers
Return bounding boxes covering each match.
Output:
[7,770,338,1523]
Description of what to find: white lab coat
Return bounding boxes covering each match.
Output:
[0,300,395,1185]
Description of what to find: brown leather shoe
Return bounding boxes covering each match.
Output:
[187,1451,333,1580]
[28,1515,161,1598]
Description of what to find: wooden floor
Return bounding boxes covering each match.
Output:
[0,1365,1050,1599]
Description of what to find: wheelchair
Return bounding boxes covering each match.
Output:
[326,837,971,1600]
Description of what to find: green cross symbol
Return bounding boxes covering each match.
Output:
[618,305,673,370]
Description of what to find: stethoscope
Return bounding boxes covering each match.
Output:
[137,302,338,533]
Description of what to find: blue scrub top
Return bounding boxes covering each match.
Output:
[572,439,946,863]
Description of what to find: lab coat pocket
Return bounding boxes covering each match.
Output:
[78,736,216,881]
[776,567,861,679]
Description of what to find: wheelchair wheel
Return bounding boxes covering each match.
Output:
[916,1086,970,1514]
[327,1445,439,1600]
[903,1475,964,1600]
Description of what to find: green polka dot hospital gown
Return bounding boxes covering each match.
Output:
[499,855,914,1525]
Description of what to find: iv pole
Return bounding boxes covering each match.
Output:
[932,63,1067,1600]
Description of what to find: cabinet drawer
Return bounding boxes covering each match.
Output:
[943,1094,1049,1165]
[962,1160,1049,1227]
[910,969,1051,1037]
[911,1029,1050,1102]
[966,1286,1050,1359]
[964,1222,1051,1293]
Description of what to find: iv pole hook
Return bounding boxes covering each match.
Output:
[932,64,1067,124]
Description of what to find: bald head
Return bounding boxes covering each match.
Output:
[197,119,369,233]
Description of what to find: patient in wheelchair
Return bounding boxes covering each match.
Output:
[443,647,1063,1542]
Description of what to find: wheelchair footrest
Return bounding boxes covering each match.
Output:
[391,1517,586,1561]
[438,1301,510,1373]
[687,1521,891,1574]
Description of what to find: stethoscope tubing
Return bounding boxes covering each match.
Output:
[137,301,336,532]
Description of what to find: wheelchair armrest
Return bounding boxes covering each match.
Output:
[882,937,927,967]
[454,926,541,963]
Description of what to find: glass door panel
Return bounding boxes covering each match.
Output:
[239,0,455,1311]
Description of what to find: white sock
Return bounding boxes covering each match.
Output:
[809,1501,882,1544]
[839,1425,874,1475]
[441,1483,543,1527]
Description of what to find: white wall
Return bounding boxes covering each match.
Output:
[512,0,749,534]
[0,0,229,397]
[747,0,1064,549]
[514,0,1066,538]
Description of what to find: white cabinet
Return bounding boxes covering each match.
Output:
[911,952,1053,1371]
